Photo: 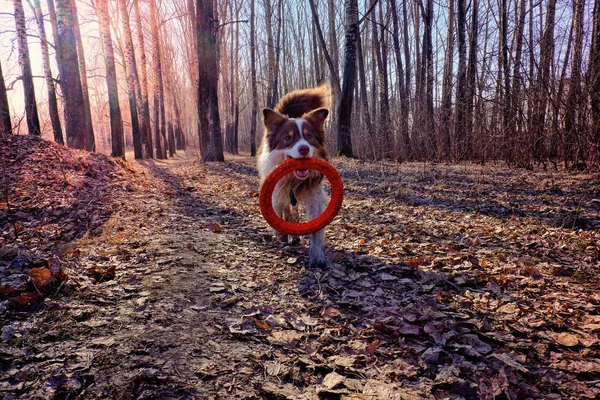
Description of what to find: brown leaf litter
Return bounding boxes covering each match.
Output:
[1,136,599,399]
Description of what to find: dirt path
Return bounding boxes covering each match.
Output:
[2,146,600,399]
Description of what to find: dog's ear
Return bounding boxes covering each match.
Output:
[263,108,286,131]
[305,108,329,128]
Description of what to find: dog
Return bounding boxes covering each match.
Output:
[257,84,331,267]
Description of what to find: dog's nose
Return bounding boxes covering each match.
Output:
[298,145,310,157]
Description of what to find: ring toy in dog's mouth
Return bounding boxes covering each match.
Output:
[259,158,344,236]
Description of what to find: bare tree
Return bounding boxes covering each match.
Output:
[249,0,258,156]
[390,0,410,159]
[71,0,94,151]
[531,0,557,163]
[465,0,478,158]
[96,0,125,158]
[150,0,165,159]
[118,0,143,159]
[440,0,455,160]
[197,0,224,161]
[55,0,86,149]
[337,0,358,158]
[564,0,586,167]
[0,61,11,136]
[133,0,153,158]
[30,0,63,144]
[454,0,467,158]
[591,0,600,162]
[13,0,41,136]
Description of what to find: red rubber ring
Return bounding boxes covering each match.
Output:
[259,158,344,236]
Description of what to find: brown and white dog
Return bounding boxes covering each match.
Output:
[257,84,331,267]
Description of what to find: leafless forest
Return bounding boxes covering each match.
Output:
[0,0,599,167]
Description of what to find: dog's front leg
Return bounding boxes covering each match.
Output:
[272,183,291,242]
[305,186,327,267]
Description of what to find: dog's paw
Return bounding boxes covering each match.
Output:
[309,246,327,268]
[309,260,328,268]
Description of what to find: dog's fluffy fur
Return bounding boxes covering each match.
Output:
[257,84,331,266]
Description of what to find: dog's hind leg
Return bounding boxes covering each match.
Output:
[305,186,327,267]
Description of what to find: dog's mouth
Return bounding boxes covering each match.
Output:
[287,156,310,180]
[293,169,309,179]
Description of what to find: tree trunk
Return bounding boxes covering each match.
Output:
[13,0,41,136]
[249,0,257,156]
[440,0,455,160]
[133,0,153,158]
[118,0,143,159]
[531,0,557,162]
[356,26,374,158]
[32,0,63,144]
[55,0,86,149]
[465,0,478,158]
[71,0,94,151]
[265,0,276,107]
[506,0,526,163]
[401,0,411,115]
[234,4,240,155]
[96,0,125,158]
[150,0,165,159]
[307,0,341,94]
[337,0,358,158]
[328,0,339,73]
[590,0,600,161]
[311,18,322,85]
[0,60,11,136]
[390,0,410,160]
[454,0,467,159]
[422,0,435,158]
[564,0,585,166]
[197,0,224,161]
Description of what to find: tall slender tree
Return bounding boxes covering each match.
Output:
[440,0,455,159]
[421,0,435,157]
[564,0,586,166]
[118,0,143,159]
[150,0,164,159]
[249,0,258,156]
[506,0,527,163]
[31,0,63,144]
[197,0,224,161]
[454,0,467,158]
[0,61,11,136]
[96,0,125,158]
[591,0,600,161]
[390,0,410,159]
[13,0,41,136]
[531,0,557,162]
[71,0,94,151]
[134,0,153,158]
[55,0,86,149]
[465,0,478,157]
[337,0,358,158]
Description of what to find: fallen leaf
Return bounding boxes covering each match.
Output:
[550,332,579,347]
[30,267,55,287]
[322,371,346,389]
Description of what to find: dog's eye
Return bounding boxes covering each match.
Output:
[283,135,292,142]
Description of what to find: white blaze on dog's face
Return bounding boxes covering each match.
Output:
[263,108,329,180]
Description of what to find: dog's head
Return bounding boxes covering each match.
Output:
[262,108,328,179]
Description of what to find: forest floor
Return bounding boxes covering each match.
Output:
[1,135,600,399]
